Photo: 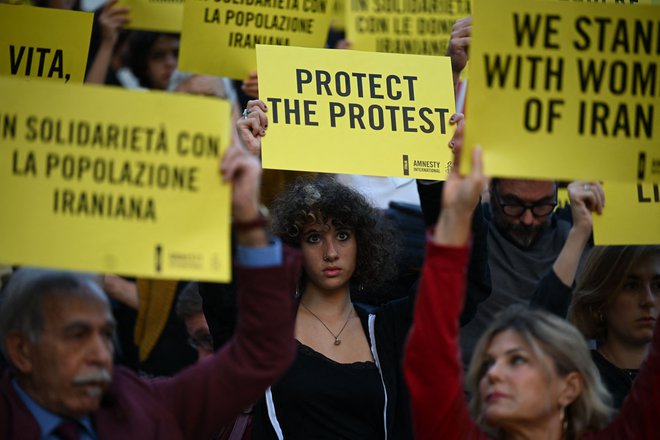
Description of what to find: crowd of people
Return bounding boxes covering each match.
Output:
[1,1,659,440]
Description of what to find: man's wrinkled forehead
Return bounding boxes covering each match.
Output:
[43,288,114,328]
[493,178,556,201]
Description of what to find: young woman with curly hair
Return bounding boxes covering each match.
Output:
[249,175,416,440]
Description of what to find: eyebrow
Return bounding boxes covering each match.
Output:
[486,347,526,357]
[500,194,556,203]
[63,319,116,332]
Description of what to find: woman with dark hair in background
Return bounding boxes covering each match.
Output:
[126,31,179,90]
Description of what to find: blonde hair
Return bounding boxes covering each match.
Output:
[466,307,612,439]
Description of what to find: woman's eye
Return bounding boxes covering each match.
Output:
[650,280,660,293]
[510,355,526,366]
[337,231,351,241]
[66,330,86,341]
[306,233,320,244]
[622,280,640,291]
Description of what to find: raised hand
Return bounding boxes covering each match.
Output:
[237,99,268,156]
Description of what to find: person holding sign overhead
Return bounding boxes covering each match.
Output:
[404,143,660,440]
[85,0,131,85]
[0,140,301,440]
[419,112,604,369]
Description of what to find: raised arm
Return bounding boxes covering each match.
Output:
[447,16,471,95]
[85,0,130,84]
[152,138,299,439]
[417,113,491,325]
[404,146,488,440]
[237,99,268,157]
[531,181,604,316]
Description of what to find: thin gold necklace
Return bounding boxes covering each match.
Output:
[300,302,353,346]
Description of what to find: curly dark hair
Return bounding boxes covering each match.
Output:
[270,176,399,291]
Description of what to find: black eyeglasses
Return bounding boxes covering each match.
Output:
[492,186,557,218]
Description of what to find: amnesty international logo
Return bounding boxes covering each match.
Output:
[155,244,162,272]
[638,152,646,180]
[402,154,452,177]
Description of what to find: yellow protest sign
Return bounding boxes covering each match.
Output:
[117,0,183,32]
[593,182,660,244]
[0,77,233,282]
[563,0,656,4]
[556,186,570,210]
[346,0,470,55]
[331,0,346,30]
[0,4,92,83]
[179,0,335,79]
[462,0,660,183]
[257,45,455,178]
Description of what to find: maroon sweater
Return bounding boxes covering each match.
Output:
[0,248,301,440]
[404,242,660,440]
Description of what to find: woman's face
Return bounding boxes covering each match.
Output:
[300,220,356,294]
[478,330,568,432]
[147,35,179,90]
[604,253,660,346]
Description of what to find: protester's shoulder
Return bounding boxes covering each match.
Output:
[354,297,408,317]
[378,297,410,316]
[355,297,411,341]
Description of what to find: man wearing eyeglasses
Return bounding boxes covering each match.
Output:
[420,174,603,367]
[488,179,559,248]
[418,114,605,368]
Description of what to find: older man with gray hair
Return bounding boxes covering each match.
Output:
[0,140,301,440]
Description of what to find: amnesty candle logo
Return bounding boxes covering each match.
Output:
[155,244,162,272]
[638,152,646,180]
[402,155,409,176]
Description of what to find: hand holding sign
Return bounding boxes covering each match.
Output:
[238,99,268,156]
[567,180,605,239]
[447,16,471,89]
[221,137,267,247]
[86,0,130,84]
[99,0,131,46]
[448,16,471,72]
